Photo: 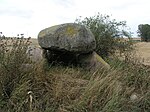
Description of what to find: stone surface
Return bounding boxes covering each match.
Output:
[38,23,96,53]
[78,52,110,70]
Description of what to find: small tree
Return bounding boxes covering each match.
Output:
[138,24,150,42]
[75,13,132,57]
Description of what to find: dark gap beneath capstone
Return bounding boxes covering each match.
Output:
[43,49,79,66]
[42,49,92,67]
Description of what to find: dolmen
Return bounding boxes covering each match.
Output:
[38,23,110,70]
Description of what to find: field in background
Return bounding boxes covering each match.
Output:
[135,42,150,65]
[30,38,39,47]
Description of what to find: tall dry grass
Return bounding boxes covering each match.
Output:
[0,36,149,112]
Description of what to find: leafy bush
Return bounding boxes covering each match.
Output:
[138,24,150,42]
[75,13,133,57]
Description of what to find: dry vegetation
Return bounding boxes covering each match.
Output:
[135,42,150,65]
[30,38,40,47]
[0,37,150,112]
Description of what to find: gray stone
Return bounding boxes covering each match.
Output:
[78,52,110,70]
[38,23,96,53]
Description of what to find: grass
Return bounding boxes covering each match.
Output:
[0,37,150,112]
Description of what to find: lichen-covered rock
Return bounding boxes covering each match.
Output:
[38,23,96,53]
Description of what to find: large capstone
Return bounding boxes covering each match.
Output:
[38,23,96,53]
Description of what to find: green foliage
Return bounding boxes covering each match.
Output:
[75,13,132,57]
[138,24,150,42]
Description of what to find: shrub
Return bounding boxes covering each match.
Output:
[138,24,150,42]
[75,13,133,58]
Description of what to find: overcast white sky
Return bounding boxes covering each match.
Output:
[0,0,150,38]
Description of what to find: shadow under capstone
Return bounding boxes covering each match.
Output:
[42,49,93,67]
